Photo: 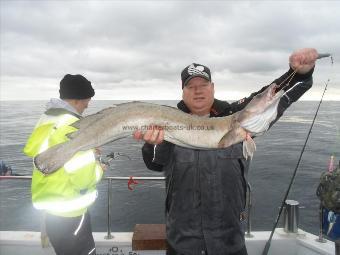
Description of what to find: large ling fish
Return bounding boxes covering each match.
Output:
[34,83,285,174]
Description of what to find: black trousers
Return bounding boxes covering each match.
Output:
[46,211,96,255]
[166,244,248,255]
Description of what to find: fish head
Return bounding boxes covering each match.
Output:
[243,83,282,113]
[238,83,285,135]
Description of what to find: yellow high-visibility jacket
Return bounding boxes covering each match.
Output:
[24,108,103,217]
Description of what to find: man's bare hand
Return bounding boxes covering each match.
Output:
[133,125,164,145]
[289,48,318,74]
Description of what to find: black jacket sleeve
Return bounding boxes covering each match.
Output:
[229,67,314,121]
[271,67,314,123]
[142,141,174,171]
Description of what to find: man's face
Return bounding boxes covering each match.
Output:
[74,98,91,114]
[182,77,214,116]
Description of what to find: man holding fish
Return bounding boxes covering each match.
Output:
[135,48,318,255]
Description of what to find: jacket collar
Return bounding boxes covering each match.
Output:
[44,98,82,118]
[177,99,230,117]
[45,108,82,118]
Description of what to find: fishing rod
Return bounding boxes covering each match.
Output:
[262,53,333,255]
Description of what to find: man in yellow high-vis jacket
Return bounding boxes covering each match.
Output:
[24,74,103,255]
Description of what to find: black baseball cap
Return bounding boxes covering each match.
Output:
[181,63,211,88]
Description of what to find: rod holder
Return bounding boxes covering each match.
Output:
[283,200,299,233]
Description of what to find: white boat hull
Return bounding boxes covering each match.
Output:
[0,228,335,255]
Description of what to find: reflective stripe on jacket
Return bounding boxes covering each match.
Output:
[24,109,103,217]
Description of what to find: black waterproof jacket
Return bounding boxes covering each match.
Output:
[142,68,314,255]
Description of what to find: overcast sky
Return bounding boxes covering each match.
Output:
[1,0,339,101]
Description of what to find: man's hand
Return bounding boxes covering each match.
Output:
[133,125,164,145]
[289,48,318,74]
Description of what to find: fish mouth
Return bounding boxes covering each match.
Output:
[268,83,283,99]
[273,84,283,95]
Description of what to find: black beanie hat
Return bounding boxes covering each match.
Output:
[59,74,95,99]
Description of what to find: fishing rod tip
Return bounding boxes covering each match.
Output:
[317,53,331,59]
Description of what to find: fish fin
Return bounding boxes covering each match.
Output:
[242,136,256,159]
[95,105,117,114]
[218,127,244,148]
[70,119,81,129]
[71,114,102,130]
[71,106,118,130]
[218,132,231,148]
[165,134,200,149]
[65,130,78,140]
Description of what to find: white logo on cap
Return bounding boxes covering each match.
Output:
[187,64,209,79]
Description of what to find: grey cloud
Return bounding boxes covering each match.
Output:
[1,1,339,100]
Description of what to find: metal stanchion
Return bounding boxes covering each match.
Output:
[316,204,327,243]
[105,178,113,239]
[245,182,254,238]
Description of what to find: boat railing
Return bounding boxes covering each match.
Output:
[246,182,253,238]
[0,175,255,238]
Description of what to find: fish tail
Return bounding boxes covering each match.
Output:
[34,141,75,175]
[242,136,256,159]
